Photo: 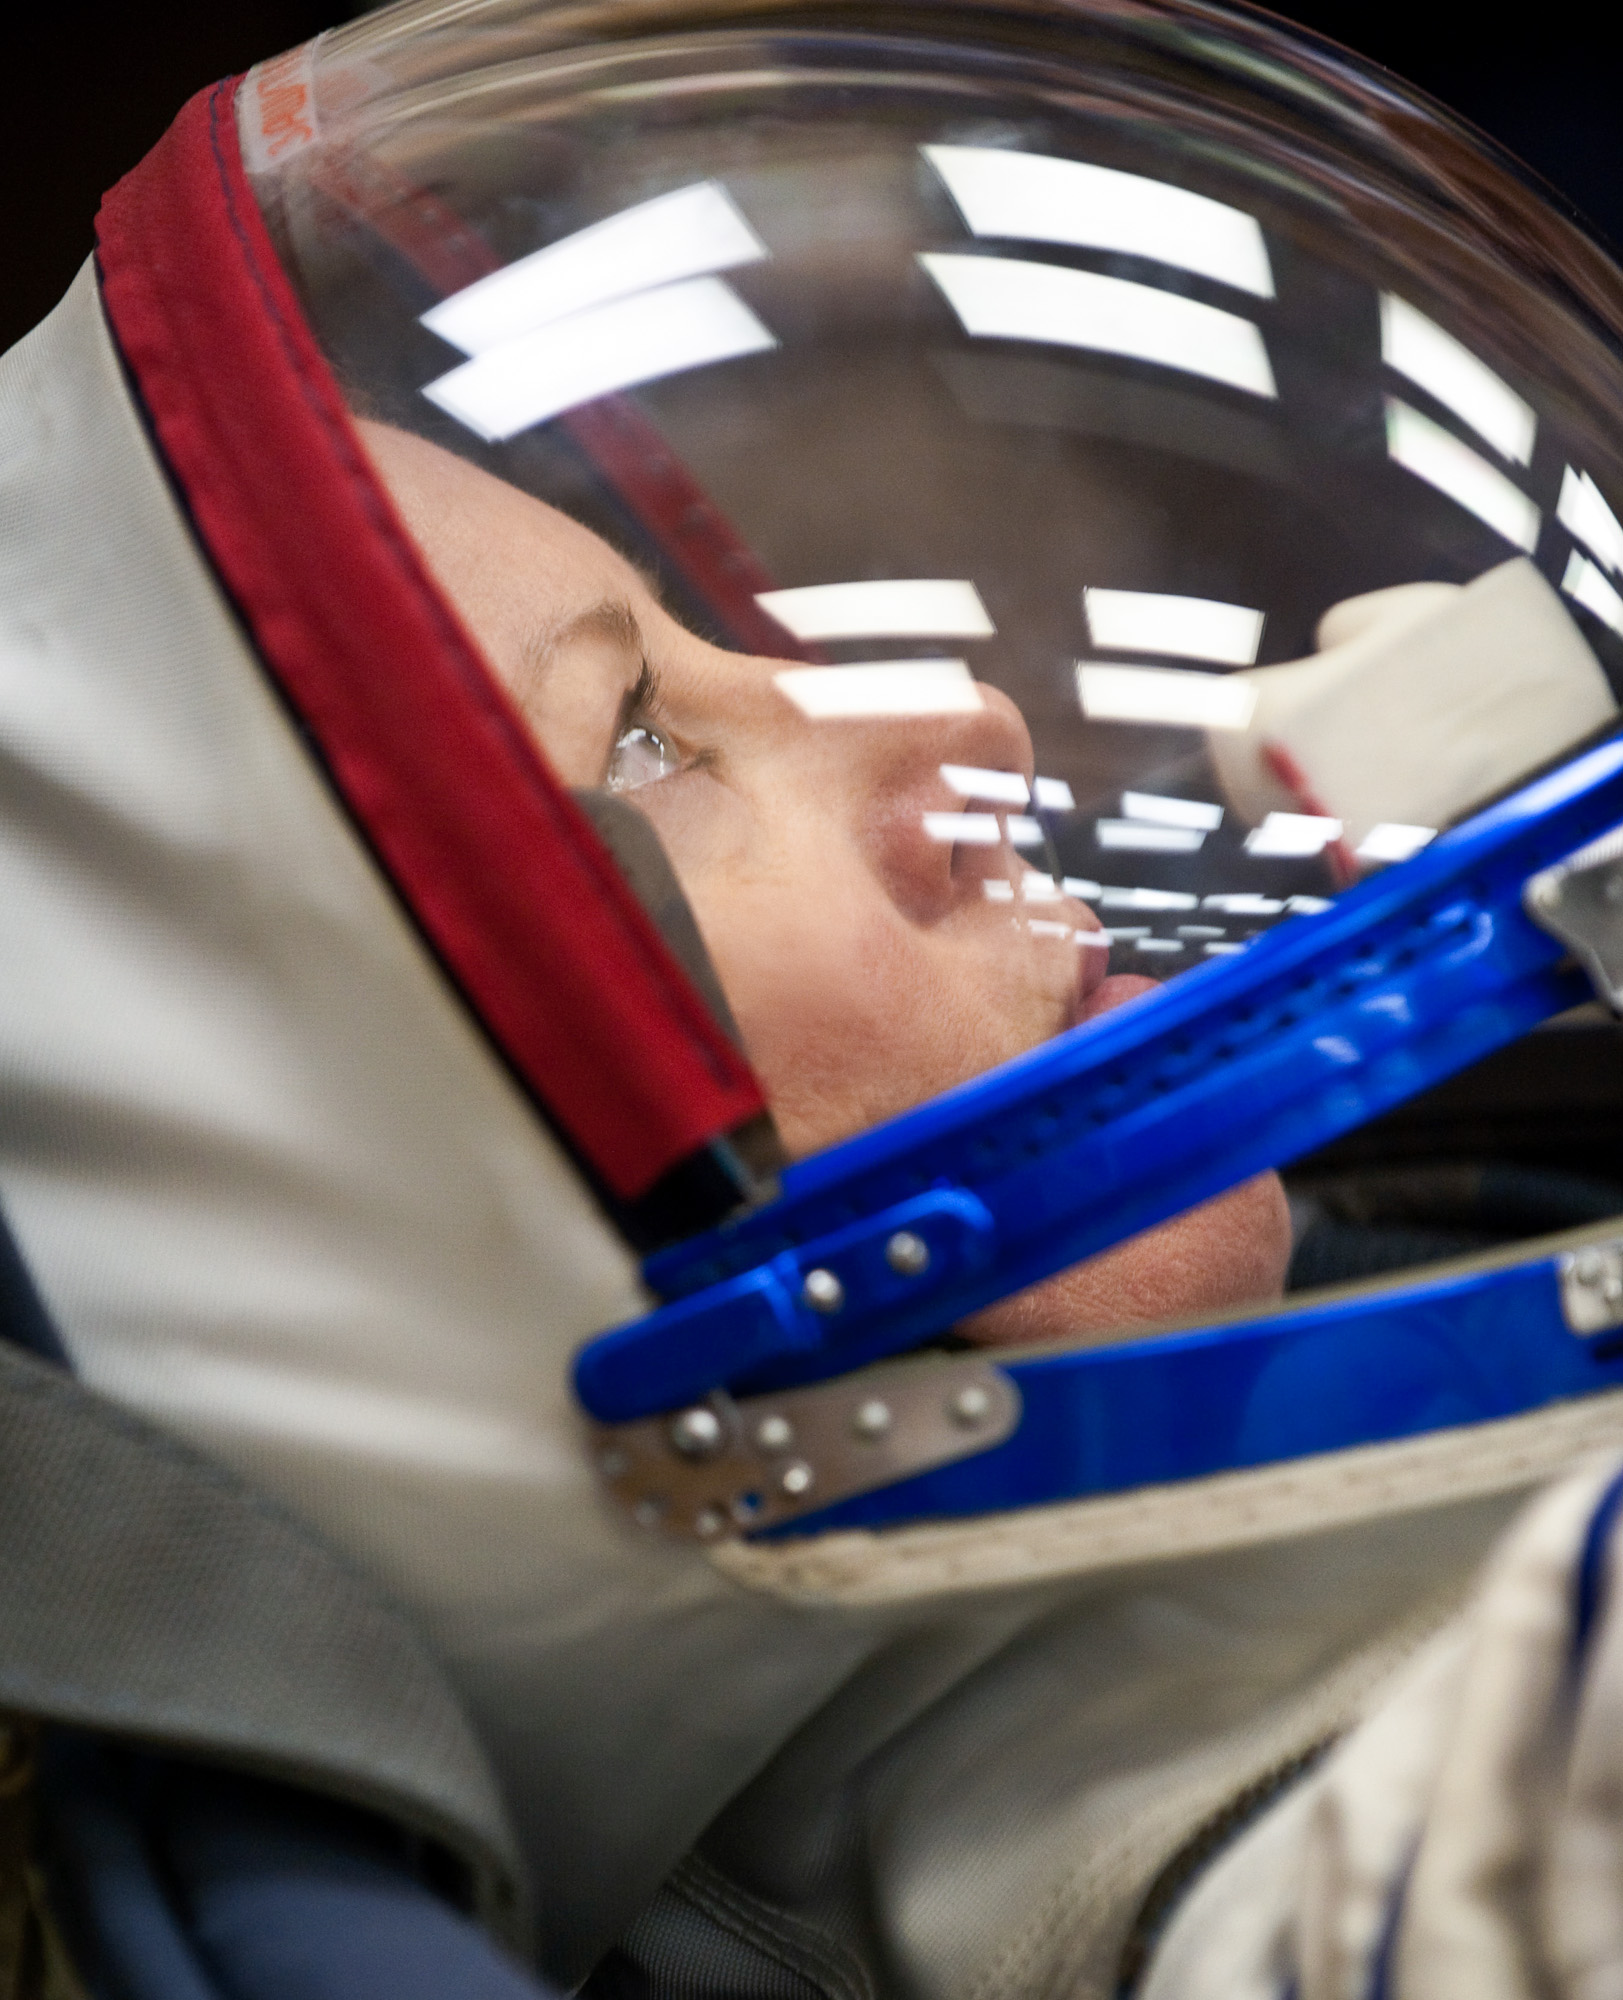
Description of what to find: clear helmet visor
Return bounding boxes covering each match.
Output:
[243,0,1623,1189]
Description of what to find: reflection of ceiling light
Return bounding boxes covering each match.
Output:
[1205,941,1246,955]
[423,182,767,355]
[1084,590,1263,664]
[1380,295,1535,465]
[1559,467,1623,576]
[1178,924,1226,938]
[1356,822,1437,863]
[757,579,994,641]
[1287,895,1334,914]
[1204,892,1283,914]
[1095,820,1206,852]
[1077,663,1257,730]
[1029,919,1076,941]
[1136,938,1185,955]
[1244,811,1342,857]
[920,254,1277,398]
[424,277,775,442]
[941,764,1029,805]
[1063,877,1103,899]
[774,660,984,718]
[1033,777,1076,811]
[1105,927,1150,940]
[981,875,1067,903]
[925,811,1001,845]
[933,814,1041,852]
[923,144,1274,299]
[1099,885,1200,909]
[1120,790,1224,830]
[1384,399,1540,553]
[1561,550,1623,640]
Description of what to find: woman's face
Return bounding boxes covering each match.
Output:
[361,421,1292,1343]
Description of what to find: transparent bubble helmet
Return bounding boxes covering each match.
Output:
[242,0,1623,1181]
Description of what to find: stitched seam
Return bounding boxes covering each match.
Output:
[669,1854,875,2000]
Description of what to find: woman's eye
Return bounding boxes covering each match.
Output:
[607,722,680,792]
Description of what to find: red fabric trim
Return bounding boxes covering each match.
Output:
[94,78,768,1201]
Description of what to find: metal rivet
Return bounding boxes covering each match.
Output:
[598,1447,630,1480]
[885,1230,931,1277]
[1578,1250,1607,1286]
[803,1268,845,1313]
[852,1399,893,1439]
[779,1460,815,1496]
[694,1507,726,1539]
[1605,871,1623,907]
[755,1414,794,1453]
[668,1407,726,1460]
[949,1384,993,1428]
[1604,1273,1623,1306]
[633,1496,667,1529]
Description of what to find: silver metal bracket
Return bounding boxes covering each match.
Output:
[1559,1237,1623,1335]
[590,1353,1021,1541]
[1525,823,1623,1013]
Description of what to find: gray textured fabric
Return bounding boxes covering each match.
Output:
[0,1336,527,1950]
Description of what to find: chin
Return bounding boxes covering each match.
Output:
[958,1171,1293,1351]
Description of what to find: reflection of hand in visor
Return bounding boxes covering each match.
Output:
[361,420,1292,1340]
[1208,559,1617,868]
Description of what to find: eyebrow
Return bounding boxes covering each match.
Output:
[525,595,647,673]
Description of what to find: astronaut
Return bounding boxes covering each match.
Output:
[6,1,1623,1995]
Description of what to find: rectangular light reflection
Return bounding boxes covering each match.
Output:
[1204,893,1283,914]
[1559,468,1623,576]
[757,579,995,641]
[1033,777,1076,812]
[941,764,1030,805]
[1095,820,1206,853]
[1243,812,1342,857]
[1385,399,1540,553]
[1084,590,1263,664]
[923,145,1274,299]
[1355,823,1437,863]
[1077,662,1258,729]
[423,182,767,355]
[1562,550,1623,641]
[774,660,984,719]
[1121,790,1224,830]
[925,812,1001,846]
[1380,295,1536,465]
[1099,886,1200,910]
[921,255,1277,399]
[424,278,775,442]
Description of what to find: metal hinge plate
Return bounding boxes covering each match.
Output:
[590,1353,1021,1540]
[1559,1237,1623,1335]
[1525,822,1623,1013]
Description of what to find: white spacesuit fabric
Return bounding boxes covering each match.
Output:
[1144,1455,1623,2000]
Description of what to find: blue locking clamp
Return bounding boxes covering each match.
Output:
[774,1240,1623,1537]
[574,736,1623,1426]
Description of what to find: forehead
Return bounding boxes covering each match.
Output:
[357,418,661,635]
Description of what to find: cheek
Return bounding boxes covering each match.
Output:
[682,846,1057,1158]
[959,1172,1294,1349]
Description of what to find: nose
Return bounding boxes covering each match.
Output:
[834,679,1042,924]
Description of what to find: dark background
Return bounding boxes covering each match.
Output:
[3,3,1621,357]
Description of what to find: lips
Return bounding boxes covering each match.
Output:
[1076,971,1159,1025]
